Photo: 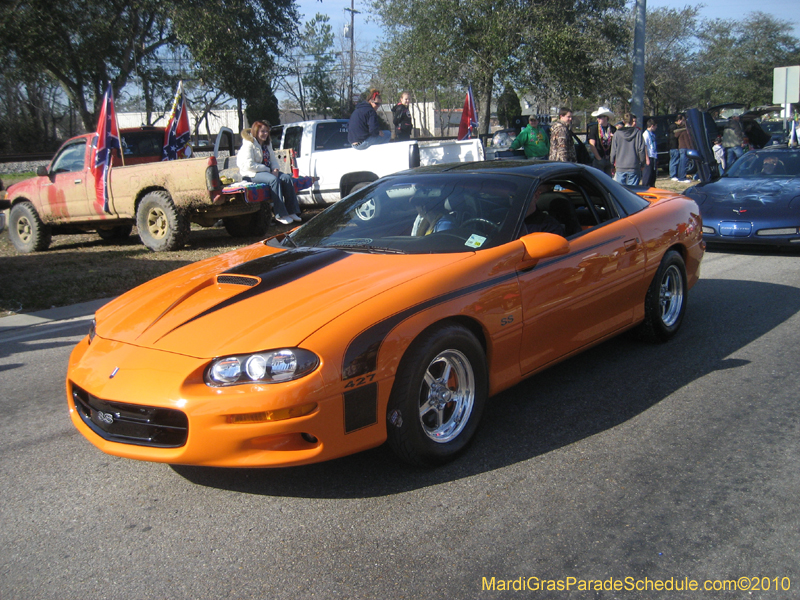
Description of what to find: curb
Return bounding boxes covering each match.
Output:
[0,297,114,335]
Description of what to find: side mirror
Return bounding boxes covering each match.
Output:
[37,165,49,177]
[518,232,570,270]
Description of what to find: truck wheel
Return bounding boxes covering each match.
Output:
[136,191,189,251]
[9,202,51,253]
[97,224,133,242]
[223,203,272,237]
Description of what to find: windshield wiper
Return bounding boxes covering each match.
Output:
[326,242,406,254]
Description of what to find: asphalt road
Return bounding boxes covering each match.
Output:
[1,246,799,600]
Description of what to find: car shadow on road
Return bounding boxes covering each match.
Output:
[171,276,800,499]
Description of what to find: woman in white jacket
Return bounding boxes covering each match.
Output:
[236,120,301,224]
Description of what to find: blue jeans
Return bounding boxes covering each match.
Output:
[253,171,300,218]
[669,149,680,178]
[726,145,743,167]
[614,170,641,185]
[677,149,688,180]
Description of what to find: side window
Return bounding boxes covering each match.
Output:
[284,127,302,154]
[530,175,620,238]
[51,141,87,173]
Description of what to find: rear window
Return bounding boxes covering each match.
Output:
[314,122,350,151]
[121,130,164,158]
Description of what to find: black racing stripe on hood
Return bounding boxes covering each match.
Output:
[164,247,348,336]
[342,271,518,380]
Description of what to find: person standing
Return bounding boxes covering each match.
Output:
[348,89,386,150]
[676,122,693,182]
[587,106,616,175]
[391,92,413,141]
[641,119,659,187]
[510,115,550,158]
[722,114,745,168]
[610,112,647,185]
[668,114,684,181]
[236,121,301,225]
[548,108,576,162]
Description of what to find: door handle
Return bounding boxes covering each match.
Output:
[74,179,82,184]
[624,238,639,251]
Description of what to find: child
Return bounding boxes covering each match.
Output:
[712,136,725,174]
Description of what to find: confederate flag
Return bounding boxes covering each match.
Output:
[91,82,121,214]
[162,81,192,160]
[457,85,478,141]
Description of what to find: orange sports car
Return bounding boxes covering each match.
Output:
[67,161,704,467]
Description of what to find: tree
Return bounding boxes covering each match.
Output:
[640,6,701,114]
[694,12,800,108]
[496,86,522,128]
[301,15,339,119]
[0,0,298,132]
[371,0,627,134]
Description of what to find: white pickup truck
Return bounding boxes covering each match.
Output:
[270,119,485,206]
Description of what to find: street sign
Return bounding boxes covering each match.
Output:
[773,66,800,105]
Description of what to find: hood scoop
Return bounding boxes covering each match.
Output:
[216,274,259,287]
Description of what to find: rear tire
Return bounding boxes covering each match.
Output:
[637,250,687,342]
[136,191,189,251]
[9,201,51,253]
[386,324,487,466]
[223,203,272,237]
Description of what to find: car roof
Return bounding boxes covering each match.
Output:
[399,160,588,179]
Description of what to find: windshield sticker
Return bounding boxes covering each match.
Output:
[465,234,486,249]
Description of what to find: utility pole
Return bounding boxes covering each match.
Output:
[344,0,360,114]
[631,0,646,126]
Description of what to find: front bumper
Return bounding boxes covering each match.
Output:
[67,335,390,467]
[702,221,800,247]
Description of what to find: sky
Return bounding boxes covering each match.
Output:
[295,0,800,46]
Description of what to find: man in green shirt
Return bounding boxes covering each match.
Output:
[510,115,550,158]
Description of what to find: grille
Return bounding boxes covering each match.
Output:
[217,274,259,286]
[71,384,188,448]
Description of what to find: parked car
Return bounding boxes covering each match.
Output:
[67,160,704,468]
[684,108,800,248]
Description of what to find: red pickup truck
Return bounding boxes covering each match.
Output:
[5,127,270,252]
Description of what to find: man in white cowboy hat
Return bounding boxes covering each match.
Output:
[587,106,616,175]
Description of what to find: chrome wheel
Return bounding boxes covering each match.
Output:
[418,349,476,443]
[659,264,685,327]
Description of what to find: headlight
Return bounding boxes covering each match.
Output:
[205,348,319,386]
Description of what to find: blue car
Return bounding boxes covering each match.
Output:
[684,108,800,248]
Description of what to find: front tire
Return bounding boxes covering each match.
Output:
[136,191,189,251]
[386,324,487,466]
[9,201,51,253]
[637,250,687,342]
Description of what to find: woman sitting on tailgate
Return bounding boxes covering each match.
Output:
[236,120,301,225]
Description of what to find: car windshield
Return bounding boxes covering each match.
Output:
[724,150,800,178]
[285,173,534,254]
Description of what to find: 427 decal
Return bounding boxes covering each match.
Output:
[344,373,376,389]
